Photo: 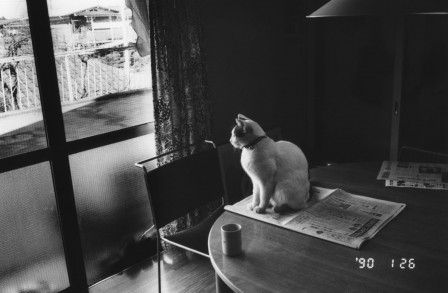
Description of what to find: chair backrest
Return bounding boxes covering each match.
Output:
[138,146,225,229]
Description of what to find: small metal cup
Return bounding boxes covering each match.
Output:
[221,223,242,256]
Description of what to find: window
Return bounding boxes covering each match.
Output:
[0,6,45,159]
[0,3,69,292]
[0,0,155,290]
[48,1,153,140]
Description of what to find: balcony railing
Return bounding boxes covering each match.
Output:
[0,44,151,114]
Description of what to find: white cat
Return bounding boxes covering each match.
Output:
[230,114,310,214]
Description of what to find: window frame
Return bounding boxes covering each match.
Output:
[0,1,153,291]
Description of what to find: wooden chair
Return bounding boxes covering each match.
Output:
[135,142,225,293]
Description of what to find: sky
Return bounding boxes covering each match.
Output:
[0,0,124,19]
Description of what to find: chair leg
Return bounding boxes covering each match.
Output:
[157,236,161,293]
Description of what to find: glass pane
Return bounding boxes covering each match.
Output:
[70,134,156,285]
[47,0,153,141]
[0,162,69,293]
[0,1,46,159]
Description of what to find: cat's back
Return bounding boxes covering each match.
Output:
[275,140,308,169]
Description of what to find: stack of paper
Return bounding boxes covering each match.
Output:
[377,161,448,190]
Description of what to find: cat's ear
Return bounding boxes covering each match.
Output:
[238,114,249,120]
[235,118,244,128]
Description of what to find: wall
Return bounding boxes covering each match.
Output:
[311,15,447,163]
[312,17,395,163]
[197,0,313,203]
[400,15,448,154]
[199,0,447,165]
[199,0,309,152]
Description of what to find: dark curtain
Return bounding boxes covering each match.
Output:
[126,0,217,244]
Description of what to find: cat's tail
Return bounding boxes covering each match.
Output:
[302,186,316,209]
[304,169,314,209]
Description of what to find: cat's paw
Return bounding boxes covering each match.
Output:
[254,206,266,214]
[246,203,254,211]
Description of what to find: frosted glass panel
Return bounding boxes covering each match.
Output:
[0,162,69,293]
[70,134,156,285]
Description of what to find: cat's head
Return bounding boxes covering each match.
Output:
[230,114,266,149]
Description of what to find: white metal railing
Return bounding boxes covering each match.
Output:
[0,45,151,114]
[0,55,37,113]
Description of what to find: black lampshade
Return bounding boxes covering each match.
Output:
[308,0,448,18]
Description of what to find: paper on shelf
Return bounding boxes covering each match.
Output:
[377,161,448,190]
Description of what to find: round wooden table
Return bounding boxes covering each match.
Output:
[208,162,448,293]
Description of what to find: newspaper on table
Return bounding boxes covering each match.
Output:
[224,187,405,249]
[377,161,448,190]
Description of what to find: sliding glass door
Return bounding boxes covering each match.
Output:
[0,2,70,292]
[0,0,155,290]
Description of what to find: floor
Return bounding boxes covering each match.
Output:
[89,248,216,293]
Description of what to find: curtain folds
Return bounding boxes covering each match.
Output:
[147,0,212,153]
[126,0,218,246]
